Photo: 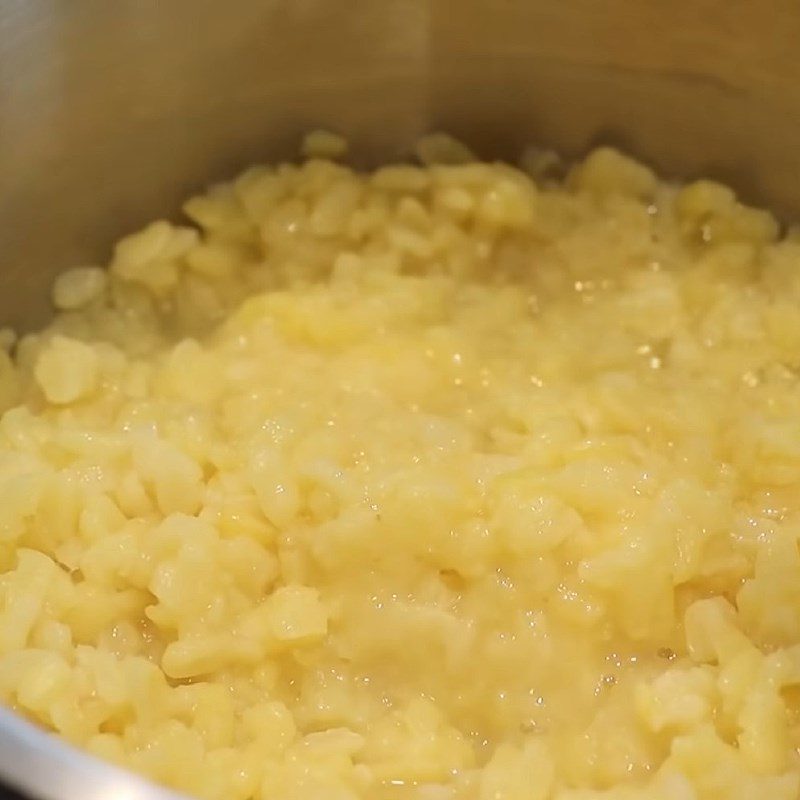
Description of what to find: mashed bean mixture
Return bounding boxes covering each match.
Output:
[2,133,800,800]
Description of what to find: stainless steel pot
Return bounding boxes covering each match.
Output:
[1,1,799,798]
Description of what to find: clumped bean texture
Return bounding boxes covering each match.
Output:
[1,132,800,800]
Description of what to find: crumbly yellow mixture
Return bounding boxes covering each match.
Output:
[2,132,800,800]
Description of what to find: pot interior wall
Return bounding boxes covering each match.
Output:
[1,0,799,329]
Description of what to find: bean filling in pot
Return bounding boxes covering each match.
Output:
[0,132,798,799]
